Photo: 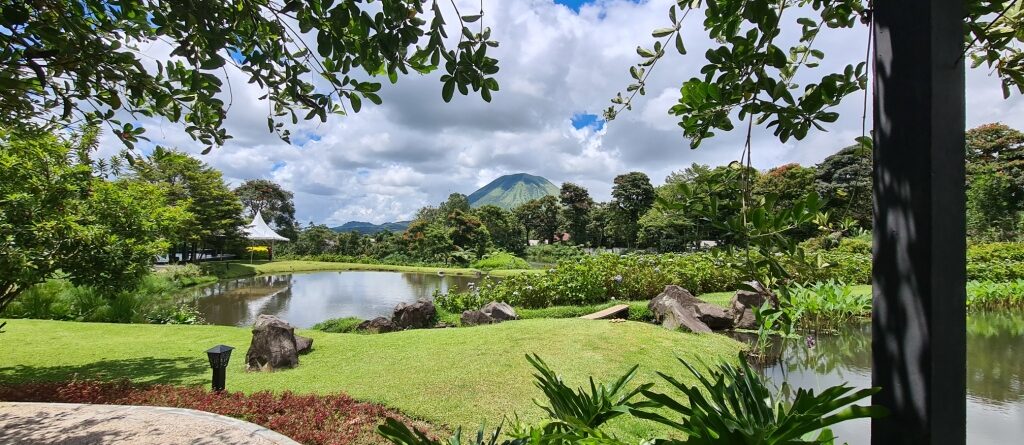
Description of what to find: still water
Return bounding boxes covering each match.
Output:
[751,311,1024,444]
[185,271,475,328]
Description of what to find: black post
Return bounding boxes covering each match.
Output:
[872,0,966,444]
[212,367,226,392]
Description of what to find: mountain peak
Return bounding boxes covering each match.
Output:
[468,173,559,210]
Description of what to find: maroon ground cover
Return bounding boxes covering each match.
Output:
[0,380,438,445]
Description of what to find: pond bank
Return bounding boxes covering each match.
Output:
[201,260,537,280]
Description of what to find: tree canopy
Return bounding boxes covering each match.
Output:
[0,127,183,311]
[235,179,298,240]
[0,0,499,150]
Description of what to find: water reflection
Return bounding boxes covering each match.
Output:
[732,311,1024,443]
[183,271,474,328]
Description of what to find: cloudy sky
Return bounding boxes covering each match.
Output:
[100,0,1024,226]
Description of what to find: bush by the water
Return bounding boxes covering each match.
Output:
[311,316,364,333]
[967,242,1024,282]
[471,251,530,270]
[524,244,585,264]
[967,280,1024,310]
[1,273,204,324]
[786,281,872,330]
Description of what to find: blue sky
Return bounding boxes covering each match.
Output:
[554,0,593,11]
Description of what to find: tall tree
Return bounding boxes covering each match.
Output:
[0,127,184,312]
[130,147,244,262]
[611,172,655,248]
[1,0,499,149]
[559,182,593,245]
[513,197,560,244]
[815,145,873,228]
[475,205,526,255]
[235,179,298,240]
[438,193,472,217]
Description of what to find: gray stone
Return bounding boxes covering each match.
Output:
[729,281,774,329]
[480,301,518,321]
[245,315,299,370]
[648,285,714,333]
[392,300,437,330]
[357,317,397,334]
[294,335,313,354]
[460,310,493,326]
[693,302,733,329]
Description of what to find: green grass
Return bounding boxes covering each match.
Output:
[0,318,743,440]
[200,260,532,280]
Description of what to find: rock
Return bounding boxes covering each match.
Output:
[460,309,493,326]
[357,317,397,334]
[729,281,774,330]
[732,307,758,330]
[480,301,518,322]
[392,300,437,329]
[246,315,299,370]
[648,285,714,333]
[648,285,735,332]
[295,335,313,354]
[693,303,733,330]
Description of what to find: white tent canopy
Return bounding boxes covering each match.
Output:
[243,210,289,242]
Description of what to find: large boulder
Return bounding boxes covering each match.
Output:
[460,310,493,326]
[693,303,733,330]
[392,300,437,330]
[648,285,717,333]
[295,334,313,354]
[357,317,397,334]
[246,315,299,370]
[481,301,518,322]
[729,281,774,330]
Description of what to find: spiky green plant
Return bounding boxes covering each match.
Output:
[632,354,886,444]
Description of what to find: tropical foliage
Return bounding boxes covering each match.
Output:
[1,0,498,150]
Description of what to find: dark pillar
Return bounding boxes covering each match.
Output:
[872,0,966,444]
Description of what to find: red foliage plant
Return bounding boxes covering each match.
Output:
[0,380,439,445]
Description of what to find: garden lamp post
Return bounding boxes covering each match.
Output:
[205,344,234,392]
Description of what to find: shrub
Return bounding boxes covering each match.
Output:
[432,289,488,313]
[966,280,1024,310]
[524,244,585,264]
[471,251,530,270]
[967,242,1024,281]
[311,316,364,333]
[145,303,206,325]
[786,281,871,330]
[158,264,217,287]
[0,380,439,445]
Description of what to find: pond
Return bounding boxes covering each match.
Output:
[183,271,477,328]
[749,311,1024,443]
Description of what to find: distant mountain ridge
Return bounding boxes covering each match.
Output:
[468,173,559,210]
[331,220,410,234]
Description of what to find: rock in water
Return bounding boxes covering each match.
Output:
[481,301,518,321]
[357,317,397,334]
[246,315,299,370]
[392,300,437,329]
[729,281,774,330]
[460,310,493,326]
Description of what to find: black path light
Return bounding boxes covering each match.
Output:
[205,344,235,392]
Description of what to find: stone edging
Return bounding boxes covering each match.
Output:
[0,402,301,445]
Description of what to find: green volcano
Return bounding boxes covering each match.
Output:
[468,173,559,210]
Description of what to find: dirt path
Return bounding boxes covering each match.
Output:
[0,402,300,445]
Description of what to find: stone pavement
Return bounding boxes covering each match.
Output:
[0,402,300,445]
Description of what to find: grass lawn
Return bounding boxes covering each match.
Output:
[0,318,743,440]
[201,260,532,280]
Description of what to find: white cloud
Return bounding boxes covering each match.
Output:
[106,0,1024,225]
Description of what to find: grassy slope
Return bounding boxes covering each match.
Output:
[202,260,532,280]
[0,318,742,440]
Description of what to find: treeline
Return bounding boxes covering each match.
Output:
[285,122,1024,267]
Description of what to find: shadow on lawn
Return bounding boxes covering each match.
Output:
[0,357,208,385]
